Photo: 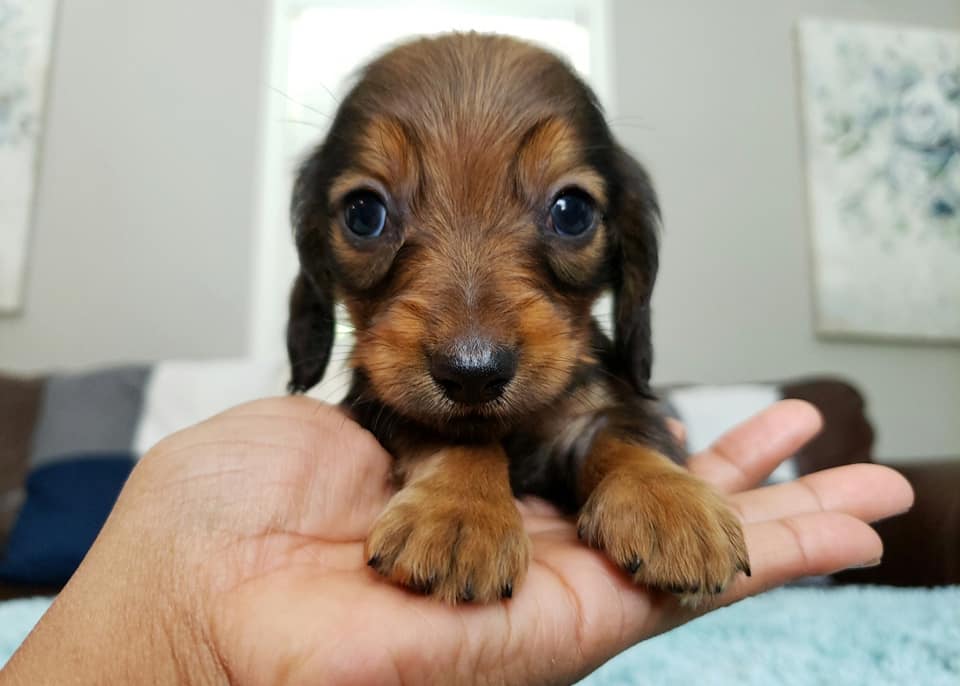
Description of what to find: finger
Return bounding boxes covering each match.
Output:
[517,496,565,518]
[724,512,883,601]
[658,511,884,632]
[686,400,823,494]
[731,463,914,524]
[666,418,687,446]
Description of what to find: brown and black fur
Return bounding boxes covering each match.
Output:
[287,33,749,604]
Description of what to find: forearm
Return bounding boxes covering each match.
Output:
[2,564,215,685]
[1,499,224,684]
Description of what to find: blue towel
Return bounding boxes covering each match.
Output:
[0,596,51,666]
[2,587,958,683]
[579,586,960,685]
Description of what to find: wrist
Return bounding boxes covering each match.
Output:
[1,511,225,684]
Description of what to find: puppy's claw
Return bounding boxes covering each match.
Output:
[460,583,475,603]
[501,583,513,599]
[367,554,382,571]
[578,465,748,601]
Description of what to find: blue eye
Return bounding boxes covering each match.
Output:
[550,191,596,236]
[344,191,387,237]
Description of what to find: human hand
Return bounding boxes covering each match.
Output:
[2,397,912,685]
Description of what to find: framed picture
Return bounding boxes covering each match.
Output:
[0,0,58,314]
[798,19,960,342]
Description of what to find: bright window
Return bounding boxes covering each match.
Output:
[251,0,613,370]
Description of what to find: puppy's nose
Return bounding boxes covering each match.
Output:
[429,339,517,405]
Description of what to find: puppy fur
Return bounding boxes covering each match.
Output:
[287,33,749,604]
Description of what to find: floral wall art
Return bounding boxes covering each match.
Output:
[0,0,57,313]
[798,19,960,341]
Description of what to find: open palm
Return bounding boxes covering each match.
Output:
[108,396,911,685]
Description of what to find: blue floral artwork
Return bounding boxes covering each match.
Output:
[798,19,960,341]
[0,0,57,313]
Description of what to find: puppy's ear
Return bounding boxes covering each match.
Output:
[609,147,661,398]
[286,143,338,394]
[286,269,335,393]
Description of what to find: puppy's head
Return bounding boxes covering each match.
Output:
[288,33,660,438]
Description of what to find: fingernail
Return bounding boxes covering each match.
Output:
[851,557,882,569]
[876,507,912,523]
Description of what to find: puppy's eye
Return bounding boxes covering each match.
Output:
[550,191,596,237]
[344,191,387,238]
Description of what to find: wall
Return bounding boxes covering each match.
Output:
[0,0,267,372]
[612,0,960,459]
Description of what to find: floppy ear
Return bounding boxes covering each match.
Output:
[610,147,661,398]
[286,269,335,393]
[286,143,339,394]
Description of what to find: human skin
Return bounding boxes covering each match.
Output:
[1,397,913,685]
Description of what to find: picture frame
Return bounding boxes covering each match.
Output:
[797,18,960,343]
[0,0,59,314]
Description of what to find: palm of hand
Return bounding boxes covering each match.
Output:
[128,397,909,686]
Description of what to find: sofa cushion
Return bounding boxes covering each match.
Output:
[30,366,150,468]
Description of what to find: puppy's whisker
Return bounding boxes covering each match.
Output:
[282,119,327,130]
[269,85,337,119]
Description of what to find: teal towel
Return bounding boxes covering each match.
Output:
[0,596,50,667]
[2,587,958,684]
[580,586,960,685]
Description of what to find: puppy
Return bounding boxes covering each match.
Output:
[287,33,749,604]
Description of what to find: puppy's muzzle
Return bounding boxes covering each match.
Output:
[428,338,518,405]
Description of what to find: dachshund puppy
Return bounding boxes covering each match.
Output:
[287,33,749,604]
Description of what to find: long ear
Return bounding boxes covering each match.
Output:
[286,141,338,394]
[286,269,335,393]
[610,147,661,398]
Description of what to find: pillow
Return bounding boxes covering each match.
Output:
[0,366,150,587]
[0,454,135,587]
[665,384,798,482]
[133,359,286,454]
[30,366,149,468]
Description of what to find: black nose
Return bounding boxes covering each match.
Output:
[429,340,518,405]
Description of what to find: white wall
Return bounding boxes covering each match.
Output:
[1,0,957,461]
[613,0,960,460]
[0,0,268,371]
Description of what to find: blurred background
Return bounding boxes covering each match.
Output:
[1,1,959,679]
[2,0,957,462]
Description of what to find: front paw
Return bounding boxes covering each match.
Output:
[365,485,531,603]
[577,467,750,606]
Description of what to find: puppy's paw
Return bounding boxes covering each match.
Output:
[365,485,531,603]
[577,466,749,606]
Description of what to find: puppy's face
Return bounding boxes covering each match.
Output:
[289,34,660,438]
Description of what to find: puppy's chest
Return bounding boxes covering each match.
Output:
[503,382,616,510]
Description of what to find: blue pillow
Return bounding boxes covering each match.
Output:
[0,454,134,586]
